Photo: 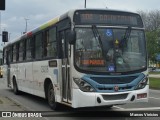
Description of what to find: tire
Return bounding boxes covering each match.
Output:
[47,83,60,110]
[13,79,20,95]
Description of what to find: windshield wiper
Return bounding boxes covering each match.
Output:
[122,26,132,50]
[92,25,107,61]
[124,26,131,40]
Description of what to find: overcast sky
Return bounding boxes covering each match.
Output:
[0,0,160,49]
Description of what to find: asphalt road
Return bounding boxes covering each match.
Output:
[0,78,160,120]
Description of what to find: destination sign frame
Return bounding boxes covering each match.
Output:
[74,10,143,27]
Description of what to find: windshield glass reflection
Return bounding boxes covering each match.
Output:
[75,27,147,73]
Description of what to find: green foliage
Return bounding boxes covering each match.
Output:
[146,30,160,62]
[138,10,160,63]
[149,77,160,90]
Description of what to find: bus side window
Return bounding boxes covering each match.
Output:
[48,27,57,58]
[19,41,24,61]
[16,43,20,62]
[23,39,26,60]
[0,50,3,65]
[44,30,49,57]
[44,27,57,58]
[10,46,13,62]
[3,48,6,64]
[26,38,32,60]
[7,46,13,63]
[13,44,17,62]
[35,33,43,59]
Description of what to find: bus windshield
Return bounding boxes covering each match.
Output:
[74,27,147,74]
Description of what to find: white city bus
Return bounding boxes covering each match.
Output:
[2,9,148,110]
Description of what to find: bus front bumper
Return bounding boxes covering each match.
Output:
[72,85,149,108]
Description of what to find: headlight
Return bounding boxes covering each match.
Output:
[73,78,95,92]
[135,77,148,90]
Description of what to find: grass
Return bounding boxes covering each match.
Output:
[0,100,3,104]
[149,77,160,90]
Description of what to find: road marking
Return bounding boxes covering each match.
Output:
[113,106,124,109]
[119,107,160,111]
[149,97,160,100]
[113,106,160,111]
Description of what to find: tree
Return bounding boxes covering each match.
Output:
[138,10,160,31]
[146,31,159,61]
[137,10,160,65]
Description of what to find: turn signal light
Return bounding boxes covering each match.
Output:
[137,93,147,99]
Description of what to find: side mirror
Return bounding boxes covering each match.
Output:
[2,31,8,42]
[67,30,76,44]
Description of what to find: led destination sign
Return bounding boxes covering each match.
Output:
[74,10,143,27]
[81,59,105,66]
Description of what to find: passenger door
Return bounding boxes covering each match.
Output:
[59,30,71,103]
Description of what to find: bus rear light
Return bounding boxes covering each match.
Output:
[137,93,147,99]
[27,32,32,37]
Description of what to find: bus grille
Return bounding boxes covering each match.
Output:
[97,86,132,91]
[102,93,128,101]
[90,76,137,84]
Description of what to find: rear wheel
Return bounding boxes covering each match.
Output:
[47,83,60,110]
[13,78,20,95]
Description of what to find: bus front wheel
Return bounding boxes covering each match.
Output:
[47,83,59,110]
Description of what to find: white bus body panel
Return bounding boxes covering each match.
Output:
[70,67,149,108]
[16,62,33,94]
[72,85,149,108]
[2,65,11,87]
[8,60,61,100]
